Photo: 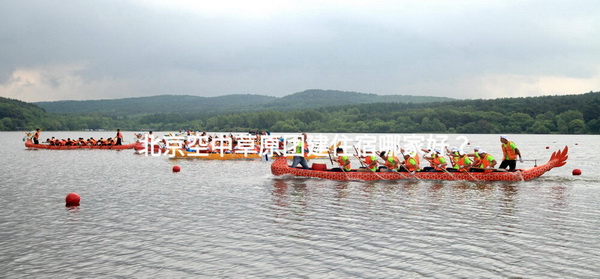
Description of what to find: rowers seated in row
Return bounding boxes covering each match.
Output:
[421,149,448,172]
[334,148,383,172]
[469,149,498,172]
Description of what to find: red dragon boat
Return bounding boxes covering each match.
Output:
[271,146,568,181]
[25,139,143,150]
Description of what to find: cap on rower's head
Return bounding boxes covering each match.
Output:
[474,146,481,150]
[451,147,458,152]
[479,150,486,154]
[434,148,441,153]
[501,135,508,140]
[459,150,466,156]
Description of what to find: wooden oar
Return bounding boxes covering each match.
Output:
[440,167,457,180]
[398,150,421,180]
[329,150,351,180]
[352,145,366,168]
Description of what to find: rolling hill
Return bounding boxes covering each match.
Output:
[34,89,454,116]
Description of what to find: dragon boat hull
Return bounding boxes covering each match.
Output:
[25,139,143,150]
[271,146,568,181]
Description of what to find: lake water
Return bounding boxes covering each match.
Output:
[1,132,599,278]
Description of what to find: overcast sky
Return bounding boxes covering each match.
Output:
[1,0,599,102]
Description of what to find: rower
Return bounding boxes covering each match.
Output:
[471,150,497,172]
[468,146,482,168]
[446,147,460,171]
[423,149,447,172]
[400,153,419,173]
[379,151,399,172]
[336,147,352,172]
[456,151,473,172]
[363,152,380,172]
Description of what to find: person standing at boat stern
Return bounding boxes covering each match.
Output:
[115,129,123,145]
[291,133,309,169]
[499,136,522,171]
[33,128,41,144]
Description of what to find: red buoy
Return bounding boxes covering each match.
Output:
[572,169,582,176]
[173,165,181,173]
[546,146,549,149]
[65,193,80,206]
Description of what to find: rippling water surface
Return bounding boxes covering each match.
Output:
[1,132,599,278]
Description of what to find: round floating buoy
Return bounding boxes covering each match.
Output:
[575,143,578,145]
[65,193,80,206]
[546,146,550,149]
[173,165,181,173]
[572,169,582,176]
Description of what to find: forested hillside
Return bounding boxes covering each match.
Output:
[34,89,453,115]
[199,91,600,134]
[0,97,48,131]
[5,91,600,134]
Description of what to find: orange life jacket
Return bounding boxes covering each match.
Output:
[502,141,517,160]
[384,156,399,170]
[481,154,493,168]
[365,155,378,171]
[431,155,446,170]
[337,156,351,171]
[404,157,418,171]
[457,156,471,172]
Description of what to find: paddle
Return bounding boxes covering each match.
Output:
[397,150,421,180]
[439,166,456,180]
[352,145,366,168]
[329,150,351,180]
[377,151,409,179]
[327,149,335,165]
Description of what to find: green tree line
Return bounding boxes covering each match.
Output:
[2,91,599,134]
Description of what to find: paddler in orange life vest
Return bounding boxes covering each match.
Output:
[468,146,482,168]
[115,129,123,145]
[456,150,473,172]
[336,147,352,172]
[423,149,447,172]
[499,136,522,171]
[378,151,399,172]
[400,153,419,173]
[362,152,380,172]
[473,150,497,172]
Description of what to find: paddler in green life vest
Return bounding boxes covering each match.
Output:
[400,153,419,173]
[378,151,400,172]
[471,150,498,172]
[499,136,523,171]
[423,149,447,172]
[468,146,482,168]
[456,150,473,172]
[446,147,461,171]
[336,147,352,172]
[360,152,380,172]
